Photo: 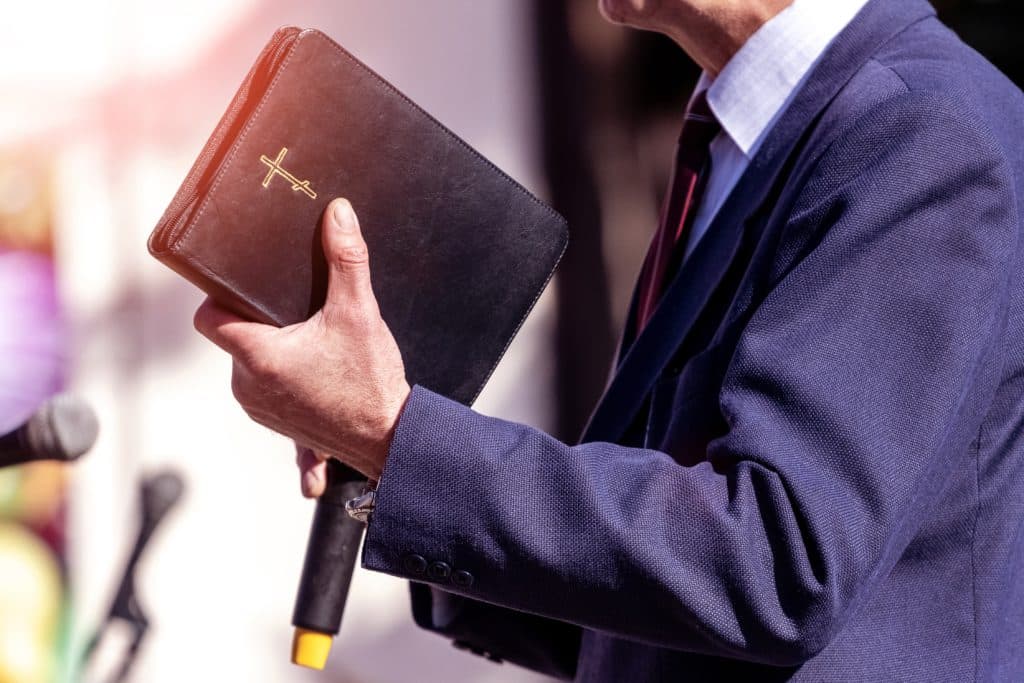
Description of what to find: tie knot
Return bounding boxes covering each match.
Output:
[676,90,721,167]
[685,90,716,122]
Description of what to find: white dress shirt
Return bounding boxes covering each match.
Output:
[683,0,871,261]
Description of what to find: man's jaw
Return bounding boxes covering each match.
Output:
[598,0,666,27]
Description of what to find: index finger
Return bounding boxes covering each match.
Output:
[193,297,269,356]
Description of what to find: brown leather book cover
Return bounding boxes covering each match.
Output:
[149,27,567,405]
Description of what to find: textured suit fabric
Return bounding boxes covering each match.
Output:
[361,0,1024,680]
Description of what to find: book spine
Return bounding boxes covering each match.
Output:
[148,26,301,257]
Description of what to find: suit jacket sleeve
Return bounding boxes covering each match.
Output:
[361,91,1018,669]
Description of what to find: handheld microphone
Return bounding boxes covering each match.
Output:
[290,460,366,670]
[0,393,99,467]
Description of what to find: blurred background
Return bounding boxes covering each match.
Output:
[0,1,1019,681]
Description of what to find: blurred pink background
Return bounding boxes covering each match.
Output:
[0,2,556,681]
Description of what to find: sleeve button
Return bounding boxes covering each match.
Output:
[402,554,427,575]
[452,570,474,588]
[428,561,452,581]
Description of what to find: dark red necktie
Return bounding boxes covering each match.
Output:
[635,91,722,331]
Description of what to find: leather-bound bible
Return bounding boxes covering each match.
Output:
[149,26,567,406]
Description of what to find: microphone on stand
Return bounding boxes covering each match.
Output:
[290,459,366,670]
[0,393,99,466]
[81,469,185,683]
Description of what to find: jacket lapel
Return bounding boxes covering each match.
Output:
[580,0,937,445]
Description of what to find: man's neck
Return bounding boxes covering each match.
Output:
[658,0,796,75]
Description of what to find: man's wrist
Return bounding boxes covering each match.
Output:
[366,380,412,481]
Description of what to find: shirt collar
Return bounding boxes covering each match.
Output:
[697,0,871,157]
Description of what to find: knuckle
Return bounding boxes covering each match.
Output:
[247,351,279,381]
[336,244,369,266]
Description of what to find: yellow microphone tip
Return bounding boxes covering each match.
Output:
[291,628,333,670]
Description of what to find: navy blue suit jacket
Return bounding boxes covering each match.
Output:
[361,1,1024,679]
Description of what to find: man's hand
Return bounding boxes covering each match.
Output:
[194,198,411,487]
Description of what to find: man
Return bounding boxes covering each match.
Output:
[194,0,1024,679]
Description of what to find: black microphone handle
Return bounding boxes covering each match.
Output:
[291,459,366,636]
[0,431,26,462]
[0,434,63,467]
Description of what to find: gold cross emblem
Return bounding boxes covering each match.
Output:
[259,147,317,199]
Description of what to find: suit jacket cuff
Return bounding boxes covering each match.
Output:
[363,384,481,593]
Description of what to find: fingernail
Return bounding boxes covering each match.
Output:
[332,200,355,232]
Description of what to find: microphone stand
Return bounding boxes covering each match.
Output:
[81,470,184,683]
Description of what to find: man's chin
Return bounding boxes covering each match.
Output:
[598,0,662,27]
[597,0,625,24]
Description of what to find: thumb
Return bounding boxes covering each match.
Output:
[322,198,377,316]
